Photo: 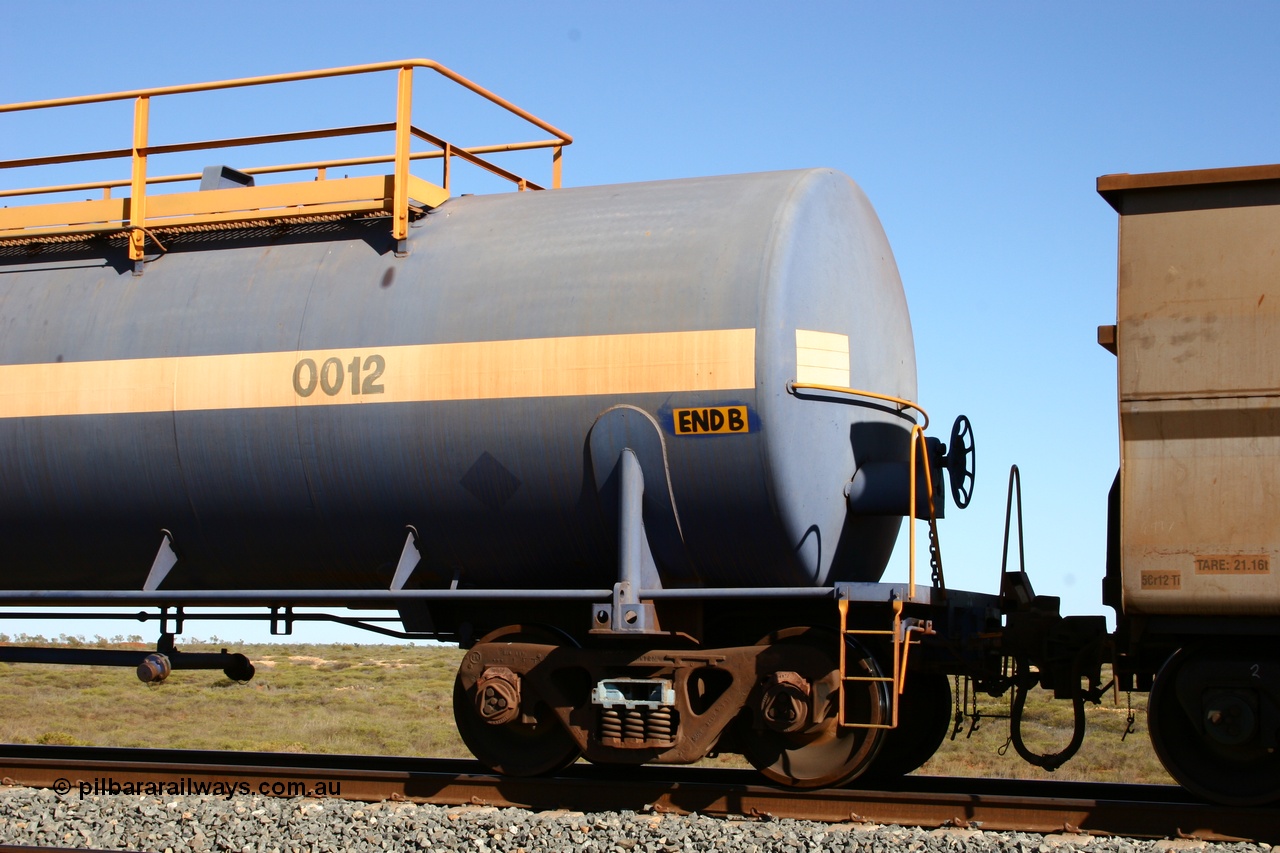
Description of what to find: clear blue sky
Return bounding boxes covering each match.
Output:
[3,2,1278,643]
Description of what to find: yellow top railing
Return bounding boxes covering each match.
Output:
[0,60,572,268]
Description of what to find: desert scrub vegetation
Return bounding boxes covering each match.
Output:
[0,636,1173,784]
[918,672,1174,784]
[0,637,467,758]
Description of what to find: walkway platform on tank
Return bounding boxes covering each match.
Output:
[0,60,571,266]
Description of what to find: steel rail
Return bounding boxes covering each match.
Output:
[0,745,1272,843]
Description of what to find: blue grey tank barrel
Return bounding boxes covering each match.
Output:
[0,168,918,593]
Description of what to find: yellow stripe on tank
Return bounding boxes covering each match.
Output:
[0,329,756,419]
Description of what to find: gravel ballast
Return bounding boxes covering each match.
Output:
[0,787,1272,853]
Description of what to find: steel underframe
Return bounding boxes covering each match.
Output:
[0,581,1000,607]
[0,582,1002,643]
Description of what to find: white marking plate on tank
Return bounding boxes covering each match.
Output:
[795,329,850,386]
[0,329,756,418]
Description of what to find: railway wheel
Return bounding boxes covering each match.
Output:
[741,628,888,788]
[860,671,951,781]
[1148,648,1280,806]
[453,625,581,777]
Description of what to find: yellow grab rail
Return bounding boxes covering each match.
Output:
[787,381,929,429]
[788,379,937,600]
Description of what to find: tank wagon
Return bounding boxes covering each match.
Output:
[0,62,1270,804]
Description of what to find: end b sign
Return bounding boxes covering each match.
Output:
[673,406,749,435]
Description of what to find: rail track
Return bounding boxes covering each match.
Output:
[0,745,1272,845]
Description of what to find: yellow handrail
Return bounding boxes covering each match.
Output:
[0,59,574,144]
[787,381,929,430]
[0,141,565,201]
[0,60,571,265]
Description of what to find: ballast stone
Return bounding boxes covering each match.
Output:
[0,787,1272,853]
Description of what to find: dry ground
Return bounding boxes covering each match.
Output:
[0,635,1172,784]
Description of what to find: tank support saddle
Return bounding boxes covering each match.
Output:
[595,448,662,634]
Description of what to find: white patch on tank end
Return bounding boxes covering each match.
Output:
[795,329,850,387]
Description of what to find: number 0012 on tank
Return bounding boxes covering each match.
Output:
[673,406,749,435]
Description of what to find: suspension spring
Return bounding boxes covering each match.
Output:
[623,708,646,741]
[648,706,674,741]
[600,708,623,740]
